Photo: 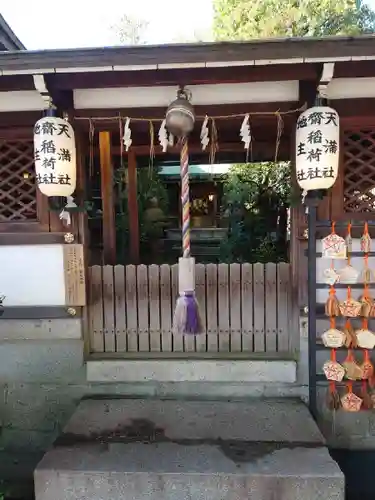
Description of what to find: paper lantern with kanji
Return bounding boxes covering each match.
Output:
[34,117,76,197]
[295,106,339,191]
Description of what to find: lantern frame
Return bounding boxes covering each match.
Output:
[34,111,77,200]
[295,98,339,193]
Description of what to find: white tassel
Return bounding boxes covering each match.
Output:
[240,114,251,150]
[123,117,132,151]
[200,115,210,151]
[168,132,174,147]
[59,195,77,226]
[158,119,169,152]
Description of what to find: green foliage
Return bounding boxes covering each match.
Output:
[114,166,169,262]
[219,162,291,263]
[222,162,291,207]
[213,0,375,40]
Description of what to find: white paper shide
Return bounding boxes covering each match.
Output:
[295,106,339,191]
[34,116,76,197]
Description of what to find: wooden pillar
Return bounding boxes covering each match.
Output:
[75,130,91,357]
[99,131,116,265]
[127,150,140,264]
[76,131,89,246]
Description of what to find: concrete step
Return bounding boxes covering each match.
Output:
[86,357,297,384]
[34,398,344,500]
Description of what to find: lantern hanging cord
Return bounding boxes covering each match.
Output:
[73,103,307,124]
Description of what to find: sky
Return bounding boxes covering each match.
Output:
[1,0,214,50]
[1,0,375,51]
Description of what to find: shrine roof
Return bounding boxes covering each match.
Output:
[0,14,25,51]
[0,34,375,75]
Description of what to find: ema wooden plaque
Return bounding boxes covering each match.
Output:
[63,244,86,306]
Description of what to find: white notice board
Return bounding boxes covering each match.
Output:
[0,244,86,307]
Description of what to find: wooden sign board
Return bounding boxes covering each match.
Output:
[63,244,86,306]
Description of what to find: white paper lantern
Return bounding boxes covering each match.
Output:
[295,106,339,191]
[34,116,76,197]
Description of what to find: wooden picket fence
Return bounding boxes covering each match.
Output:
[88,262,293,355]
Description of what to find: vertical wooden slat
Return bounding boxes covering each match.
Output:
[87,262,294,356]
[102,265,116,352]
[127,151,140,264]
[218,263,230,352]
[99,131,116,265]
[241,263,253,352]
[265,263,277,352]
[277,262,291,353]
[171,263,183,352]
[171,263,179,312]
[183,266,196,353]
[253,263,265,352]
[184,327,196,352]
[137,264,150,351]
[206,263,218,352]
[160,264,172,352]
[125,264,138,352]
[114,265,127,352]
[229,263,241,352]
[195,263,207,352]
[149,264,161,352]
[88,265,104,352]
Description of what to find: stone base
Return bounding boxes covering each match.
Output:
[35,443,343,500]
[34,398,344,500]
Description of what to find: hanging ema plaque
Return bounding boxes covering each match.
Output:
[295,106,339,191]
[34,116,76,197]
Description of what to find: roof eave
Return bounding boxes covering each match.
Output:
[0,14,25,50]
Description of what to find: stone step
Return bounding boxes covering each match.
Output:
[34,398,344,500]
[35,443,343,500]
[86,358,297,384]
[59,398,323,444]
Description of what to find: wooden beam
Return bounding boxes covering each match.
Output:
[73,101,300,121]
[0,75,35,91]
[0,112,42,130]
[49,64,320,90]
[127,150,140,264]
[331,98,375,119]
[0,127,34,140]
[99,131,116,265]
[0,232,66,245]
[334,61,375,79]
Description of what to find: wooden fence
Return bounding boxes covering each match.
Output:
[88,262,293,355]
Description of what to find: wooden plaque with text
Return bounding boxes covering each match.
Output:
[63,244,86,306]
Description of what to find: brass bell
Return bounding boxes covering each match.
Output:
[165,88,195,137]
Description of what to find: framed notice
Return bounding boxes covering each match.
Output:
[63,244,86,306]
[0,244,86,307]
